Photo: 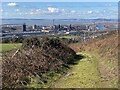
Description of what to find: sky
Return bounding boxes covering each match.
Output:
[1,2,118,19]
[2,0,120,2]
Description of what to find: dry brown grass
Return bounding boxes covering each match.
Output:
[69,30,118,88]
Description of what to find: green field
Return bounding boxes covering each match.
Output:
[59,35,80,39]
[1,43,22,52]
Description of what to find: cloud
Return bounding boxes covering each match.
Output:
[0,9,3,12]
[71,10,77,13]
[47,7,60,13]
[23,9,92,16]
[87,11,93,14]
[15,9,20,12]
[24,6,65,15]
[13,5,117,19]
[47,6,65,13]
[7,2,17,7]
[104,4,112,7]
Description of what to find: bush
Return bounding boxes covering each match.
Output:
[2,37,77,88]
[2,37,24,43]
[23,37,41,48]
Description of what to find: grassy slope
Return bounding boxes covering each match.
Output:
[1,31,118,88]
[52,52,103,88]
[68,31,118,88]
[1,41,103,88]
[2,38,77,88]
[1,43,22,52]
[52,31,118,88]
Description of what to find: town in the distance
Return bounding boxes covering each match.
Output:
[1,19,118,41]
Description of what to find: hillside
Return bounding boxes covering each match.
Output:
[2,38,77,88]
[2,31,118,88]
[69,30,118,88]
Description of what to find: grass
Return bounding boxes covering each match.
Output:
[51,51,118,88]
[1,35,118,88]
[1,43,22,52]
[24,66,69,88]
[51,52,102,88]
[93,51,118,88]
[59,35,80,39]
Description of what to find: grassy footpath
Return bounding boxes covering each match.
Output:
[1,42,118,88]
[51,52,102,88]
[1,43,22,52]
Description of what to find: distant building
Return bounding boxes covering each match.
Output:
[32,25,37,29]
[69,24,72,30]
[54,24,61,31]
[58,24,61,30]
[79,25,87,30]
[22,23,26,32]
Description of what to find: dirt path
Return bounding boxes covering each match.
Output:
[51,52,103,88]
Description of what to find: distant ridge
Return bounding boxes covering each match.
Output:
[1,18,117,21]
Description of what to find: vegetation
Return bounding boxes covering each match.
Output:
[1,43,22,52]
[52,52,102,88]
[69,30,118,88]
[2,37,24,43]
[2,30,118,88]
[2,35,81,45]
[2,37,78,88]
[59,35,80,39]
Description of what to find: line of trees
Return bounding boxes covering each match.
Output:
[2,36,82,44]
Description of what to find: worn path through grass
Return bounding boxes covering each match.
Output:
[51,52,103,88]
